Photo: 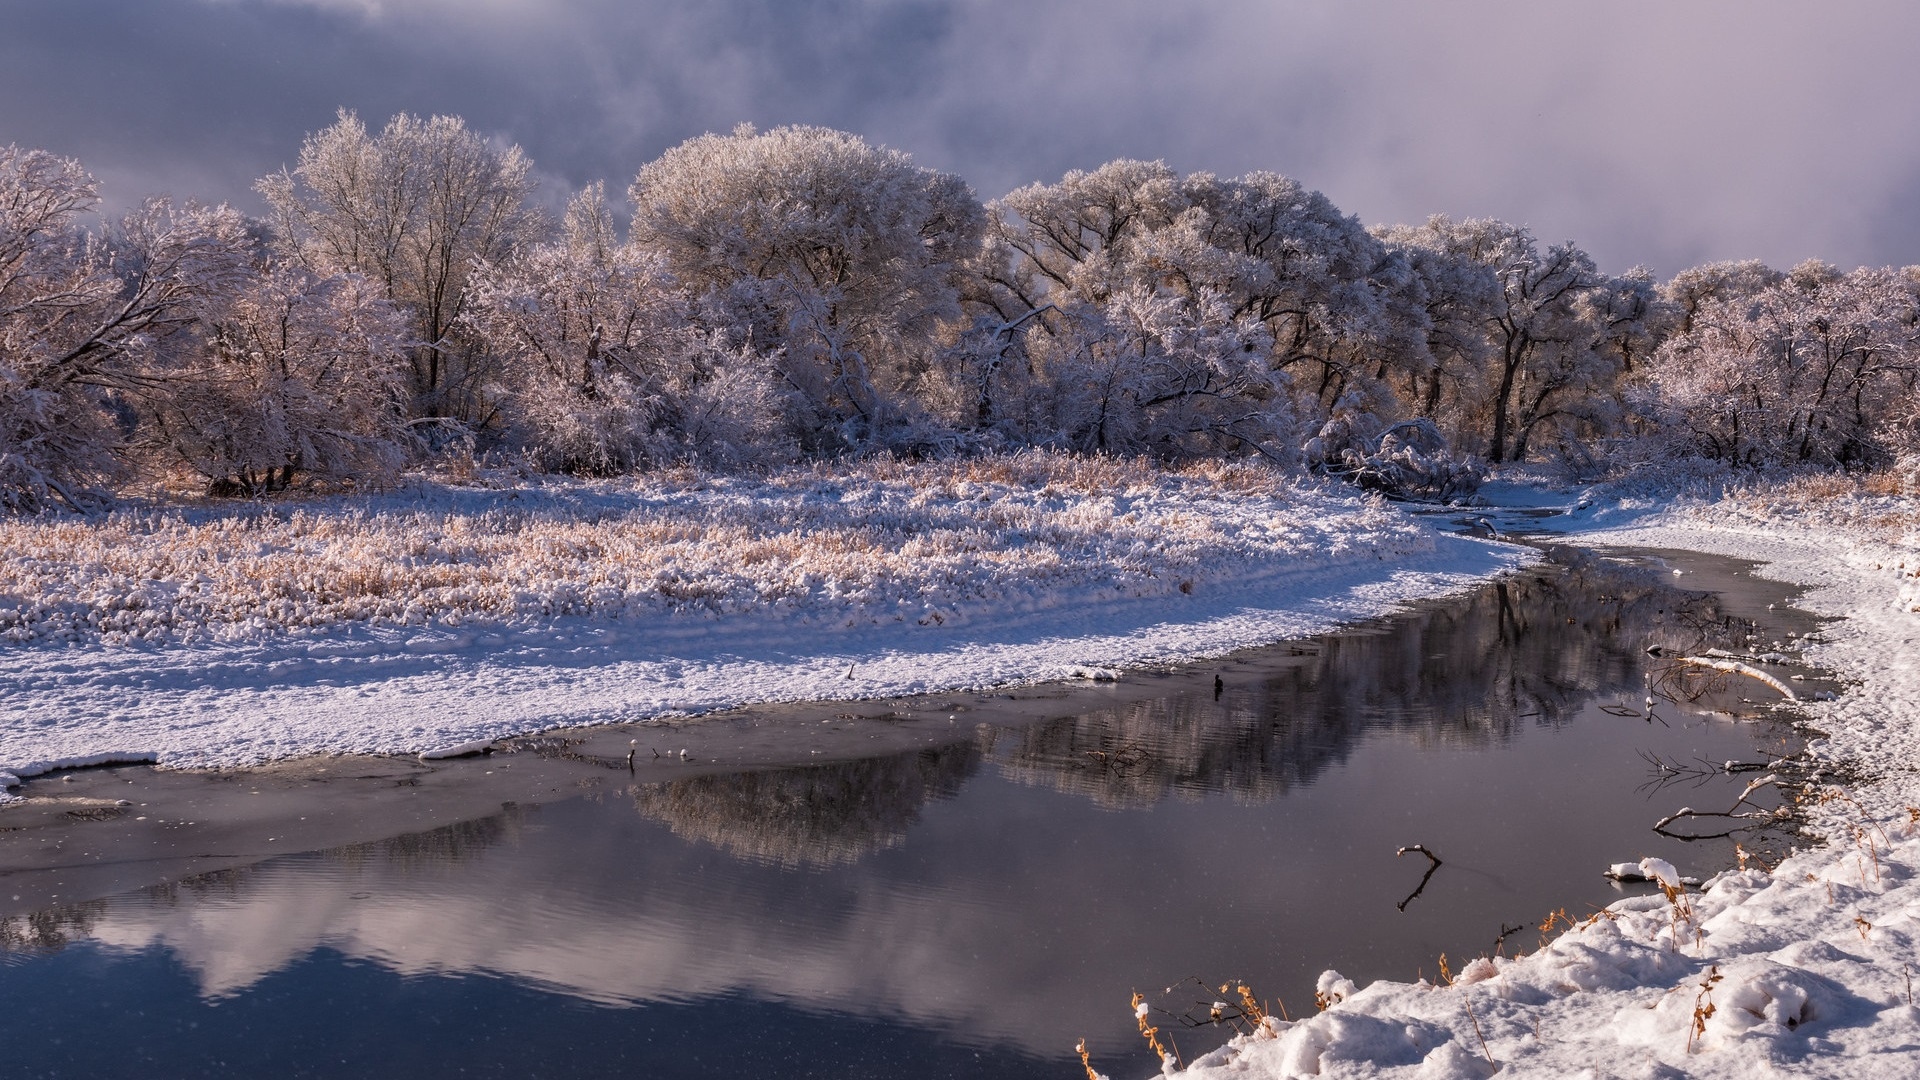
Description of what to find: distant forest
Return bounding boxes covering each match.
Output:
[2,112,1916,510]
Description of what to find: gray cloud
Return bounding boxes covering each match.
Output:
[3,0,1917,275]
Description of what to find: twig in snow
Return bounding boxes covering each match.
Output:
[1462,992,1497,1069]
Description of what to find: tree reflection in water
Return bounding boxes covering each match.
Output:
[633,549,1759,848]
[631,744,982,867]
[997,549,1757,807]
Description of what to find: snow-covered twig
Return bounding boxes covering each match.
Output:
[1673,656,1799,701]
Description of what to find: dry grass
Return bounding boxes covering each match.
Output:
[1713,469,1920,545]
[0,453,1422,645]
[1687,965,1723,1054]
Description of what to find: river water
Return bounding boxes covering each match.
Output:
[0,545,1827,1078]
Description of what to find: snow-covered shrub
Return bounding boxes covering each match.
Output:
[466,185,795,473]
[1310,414,1482,502]
[141,263,412,494]
[653,338,797,470]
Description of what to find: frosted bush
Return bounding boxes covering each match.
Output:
[142,264,411,494]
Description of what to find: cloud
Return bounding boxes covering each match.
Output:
[4,0,1918,275]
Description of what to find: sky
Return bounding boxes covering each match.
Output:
[4,0,1919,277]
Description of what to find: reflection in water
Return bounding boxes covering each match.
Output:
[372,809,526,865]
[0,900,107,952]
[0,550,1810,1078]
[633,744,981,867]
[997,550,1754,808]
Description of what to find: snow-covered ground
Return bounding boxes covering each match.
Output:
[0,455,1529,790]
[1150,475,1920,1080]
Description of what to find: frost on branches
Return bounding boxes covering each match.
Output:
[1642,260,1920,469]
[464,184,792,473]
[969,161,1408,464]
[0,146,253,509]
[142,264,412,494]
[1379,215,1659,469]
[4,116,1920,513]
[628,124,984,456]
[258,110,543,423]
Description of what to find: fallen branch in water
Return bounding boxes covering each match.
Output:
[1636,748,1798,793]
[1396,844,1444,911]
[1674,657,1799,701]
[1653,774,1790,840]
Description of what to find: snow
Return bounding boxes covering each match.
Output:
[1144,476,1920,1080]
[0,751,157,793]
[0,458,1531,791]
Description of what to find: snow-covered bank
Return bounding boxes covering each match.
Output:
[0,457,1532,791]
[1151,479,1920,1079]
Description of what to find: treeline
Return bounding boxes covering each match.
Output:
[2,113,1917,510]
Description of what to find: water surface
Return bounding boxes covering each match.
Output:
[0,546,1825,1078]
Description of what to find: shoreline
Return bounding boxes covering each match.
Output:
[0,538,1815,918]
[0,603,1432,918]
[0,528,1532,786]
[1168,490,1920,1079]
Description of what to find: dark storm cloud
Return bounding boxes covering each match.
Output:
[4,0,1918,276]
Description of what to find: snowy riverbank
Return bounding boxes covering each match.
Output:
[0,456,1530,792]
[1153,478,1920,1080]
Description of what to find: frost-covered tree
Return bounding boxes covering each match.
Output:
[466,184,792,471]
[627,125,983,452]
[1889,265,1920,462]
[0,146,252,509]
[141,263,411,494]
[258,111,543,419]
[1662,259,1785,335]
[1370,229,1502,441]
[1012,285,1290,458]
[1383,217,1655,463]
[969,160,1430,463]
[1645,260,1919,468]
